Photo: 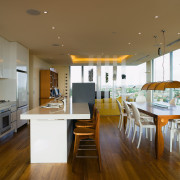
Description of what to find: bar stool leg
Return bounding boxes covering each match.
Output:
[95,135,102,171]
[72,135,80,171]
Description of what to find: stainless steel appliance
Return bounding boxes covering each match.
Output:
[17,70,28,129]
[0,102,11,135]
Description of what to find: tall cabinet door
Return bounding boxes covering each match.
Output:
[17,71,28,107]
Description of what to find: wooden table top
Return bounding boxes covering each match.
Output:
[128,102,180,118]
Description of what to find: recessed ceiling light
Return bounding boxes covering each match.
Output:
[155,16,159,19]
[159,42,163,45]
[62,44,64,47]
[138,32,142,35]
[26,9,41,16]
[58,36,60,39]
[128,42,131,45]
[52,26,55,30]
[43,11,48,14]
[178,33,180,35]
[52,44,60,47]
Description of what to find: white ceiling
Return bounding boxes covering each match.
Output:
[0,0,180,65]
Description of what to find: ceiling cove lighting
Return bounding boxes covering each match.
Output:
[70,55,132,64]
[141,30,180,91]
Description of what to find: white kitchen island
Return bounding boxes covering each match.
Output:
[21,100,90,163]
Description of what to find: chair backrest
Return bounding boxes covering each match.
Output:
[116,100,123,114]
[131,103,141,125]
[123,100,131,118]
[136,95,146,103]
[92,107,98,123]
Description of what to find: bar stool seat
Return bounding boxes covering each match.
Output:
[75,122,95,128]
[74,127,95,135]
[77,119,93,122]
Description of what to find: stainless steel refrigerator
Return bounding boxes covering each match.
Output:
[16,70,28,129]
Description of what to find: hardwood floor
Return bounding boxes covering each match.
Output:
[0,116,180,180]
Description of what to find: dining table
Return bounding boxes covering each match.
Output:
[128,102,180,159]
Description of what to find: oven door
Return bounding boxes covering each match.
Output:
[0,110,11,134]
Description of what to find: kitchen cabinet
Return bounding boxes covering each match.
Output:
[0,37,16,79]
[11,111,17,132]
[17,105,28,129]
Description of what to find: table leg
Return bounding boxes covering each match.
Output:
[155,116,168,159]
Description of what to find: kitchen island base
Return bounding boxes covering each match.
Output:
[30,119,73,163]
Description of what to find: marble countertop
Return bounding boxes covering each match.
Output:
[20,99,90,120]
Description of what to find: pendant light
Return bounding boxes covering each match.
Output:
[141,30,180,91]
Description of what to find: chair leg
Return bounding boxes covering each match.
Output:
[137,128,142,149]
[150,128,152,141]
[95,135,102,171]
[125,120,129,135]
[132,125,137,143]
[146,128,148,139]
[170,122,175,152]
[127,120,132,138]
[179,134,180,153]
[120,115,123,131]
[170,129,173,152]
[118,115,121,129]
[72,135,80,170]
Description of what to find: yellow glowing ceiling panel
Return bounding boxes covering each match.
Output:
[71,55,132,64]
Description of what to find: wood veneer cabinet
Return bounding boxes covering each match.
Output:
[40,69,58,105]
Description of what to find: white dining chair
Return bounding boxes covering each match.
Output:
[131,103,156,149]
[117,100,127,131]
[123,101,134,138]
[170,119,180,152]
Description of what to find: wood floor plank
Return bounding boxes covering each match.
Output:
[0,116,180,180]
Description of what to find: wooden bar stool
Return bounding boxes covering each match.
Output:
[72,111,101,172]
[75,108,97,128]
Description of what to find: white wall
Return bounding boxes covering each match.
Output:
[29,55,51,109]
[0,37,29,101]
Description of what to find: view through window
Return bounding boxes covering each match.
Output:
[153,53,170,103]
[70,63,146,101]
[172,49,180,105]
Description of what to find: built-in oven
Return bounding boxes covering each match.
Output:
[0,108,11,134]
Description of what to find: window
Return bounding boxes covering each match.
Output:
[172,49,180,105]
[116,63,146,100]
[154,54,170,82]
[153,53,170,103]
[83,66,97,89]
[70,63,146,100]
[70,66,82,96]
